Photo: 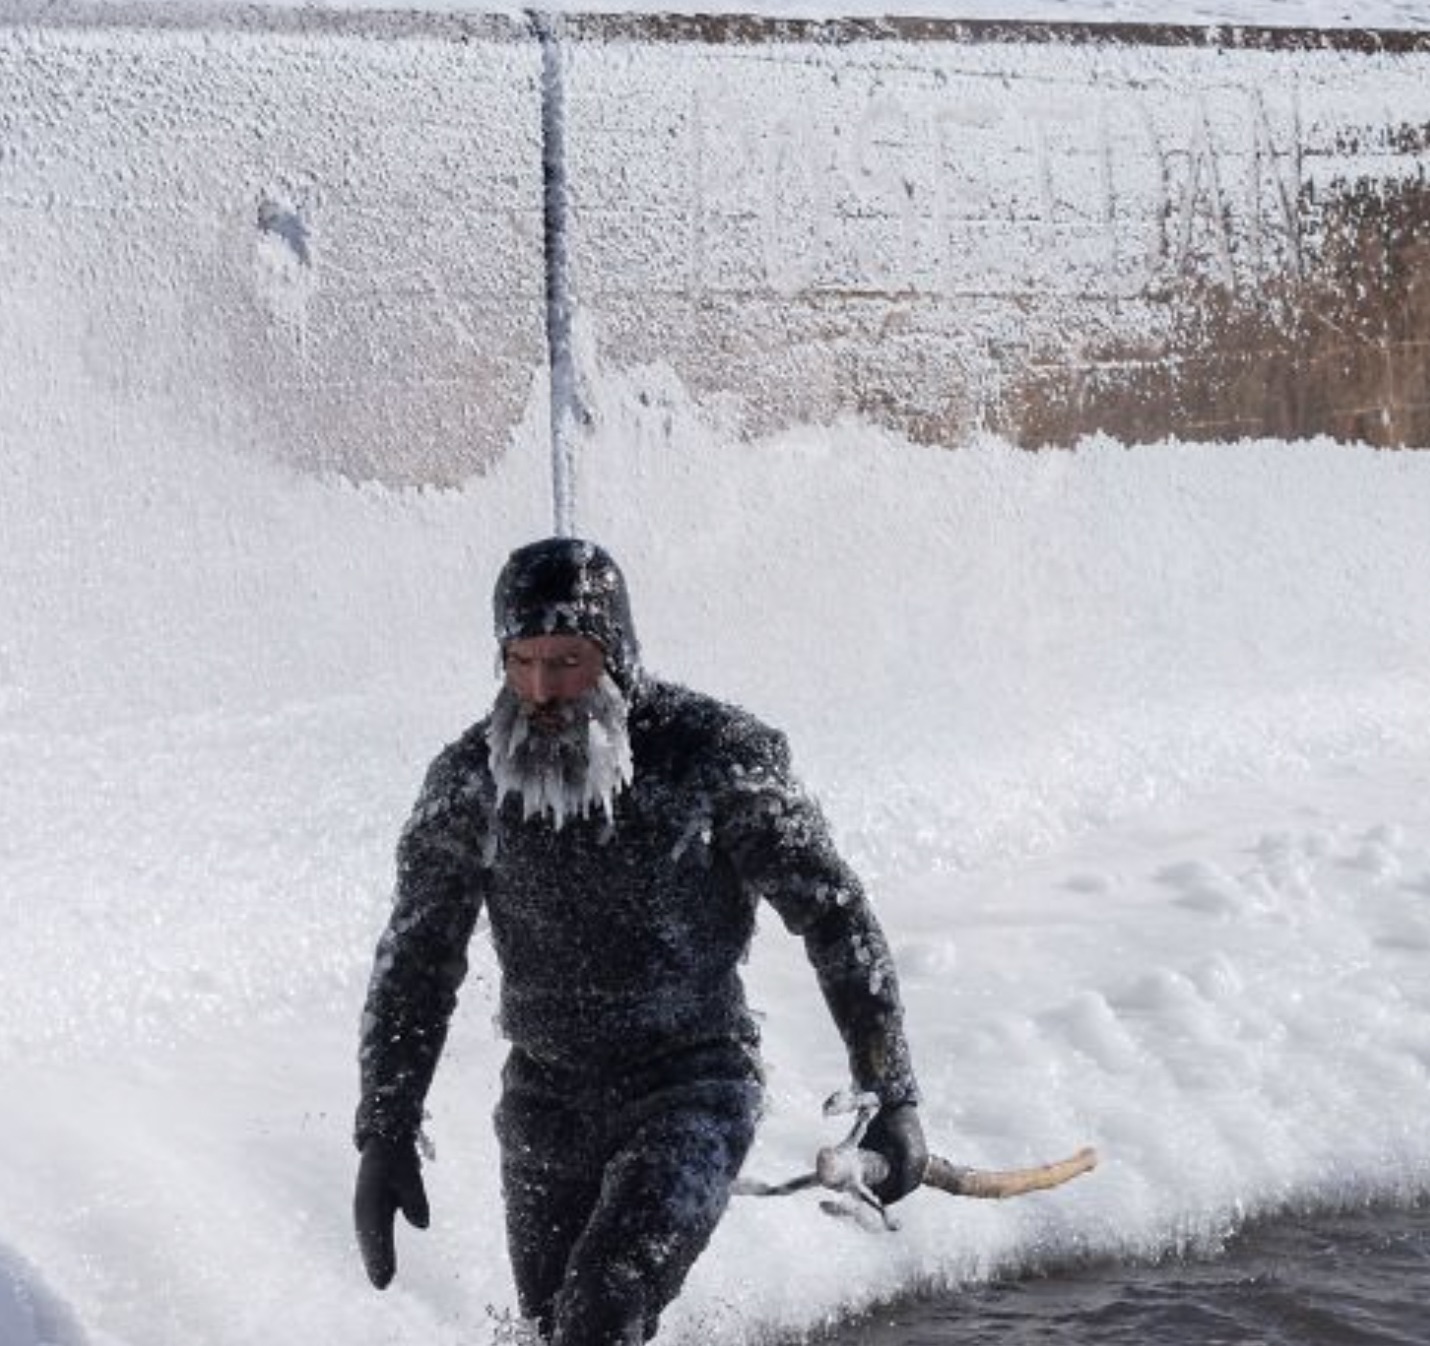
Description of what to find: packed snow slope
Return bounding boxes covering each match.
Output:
[4,325,1430,1346]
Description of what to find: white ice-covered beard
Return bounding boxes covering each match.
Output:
[486,672,633,830]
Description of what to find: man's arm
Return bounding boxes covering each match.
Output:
[716,726,920,1110]
[354,744,489,1288]
[716,723,926,1202]
[356,746,489,1149]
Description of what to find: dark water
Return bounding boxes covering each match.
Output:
[833,1203,1429,1345]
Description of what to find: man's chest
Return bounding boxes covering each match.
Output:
[483,775,747,971]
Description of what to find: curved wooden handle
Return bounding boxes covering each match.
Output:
[923,1145,1098,1198]
[816,1144,1098,1200]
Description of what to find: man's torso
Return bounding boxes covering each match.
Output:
[457,680,777,1074]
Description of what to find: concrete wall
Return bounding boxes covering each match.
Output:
[3,5,1428,488]
[560,15,1430,452]
[0,3,540,485]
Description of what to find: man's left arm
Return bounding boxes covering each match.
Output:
[719,728,927,1201]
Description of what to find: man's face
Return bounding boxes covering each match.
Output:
[503,635,607,731]
[490,634,632,828]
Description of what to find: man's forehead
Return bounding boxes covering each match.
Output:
[505,634,604,659]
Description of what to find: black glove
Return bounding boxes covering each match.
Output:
[862,1102,927,1205]
[354,1136,430,1289]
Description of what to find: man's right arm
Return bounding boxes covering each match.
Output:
[355,747,489,1150]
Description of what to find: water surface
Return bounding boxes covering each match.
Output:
[834,1203,1429,1345]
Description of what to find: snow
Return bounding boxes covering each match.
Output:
[4,4,1430,1345]
[5,344,1430,1344]
[139,0,1430,34]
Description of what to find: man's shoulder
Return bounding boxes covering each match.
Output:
[420,716,494,801]
[635,679,790,774]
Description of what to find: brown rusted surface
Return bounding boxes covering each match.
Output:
[1002,174,1430,449]
[559,11,1430,55]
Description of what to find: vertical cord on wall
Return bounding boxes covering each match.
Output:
[532,10,579,539]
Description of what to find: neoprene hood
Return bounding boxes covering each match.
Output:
[493,538,642,692]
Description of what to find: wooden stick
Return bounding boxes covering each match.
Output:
[923,1145,1098,1198]
[814,1144,1098,1201]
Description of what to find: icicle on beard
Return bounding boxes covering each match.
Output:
[486,672,633,830]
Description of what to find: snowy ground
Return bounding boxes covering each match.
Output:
[4,344,1430,1344]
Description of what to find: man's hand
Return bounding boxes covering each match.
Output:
[862,1102,927,1205]
[354,1136,430,1288]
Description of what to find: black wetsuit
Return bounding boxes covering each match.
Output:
[357,677,918,1345]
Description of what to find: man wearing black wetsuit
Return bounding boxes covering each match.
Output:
[354,537,925,1345]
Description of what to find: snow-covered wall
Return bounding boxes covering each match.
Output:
[560,15,1430,451]
[4,5,1430,490]
[0,3,541,486]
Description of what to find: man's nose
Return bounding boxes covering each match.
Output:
[526,665,552,703]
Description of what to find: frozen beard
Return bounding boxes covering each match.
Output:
[486,672,633,829]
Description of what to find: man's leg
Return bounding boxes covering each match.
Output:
[497,1052,603,1339]
[503,1152,602,1339]
[548,1074,760,1346]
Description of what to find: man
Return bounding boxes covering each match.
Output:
[354,537,925,1345]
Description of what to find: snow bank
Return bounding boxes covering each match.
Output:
[579,363,1430,876]
[5,349,1430,1343]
